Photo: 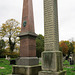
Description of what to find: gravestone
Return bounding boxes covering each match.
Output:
[39,0,66,75]
[5,55,10,60]
[12,0,41,75]
[5,55,8,60]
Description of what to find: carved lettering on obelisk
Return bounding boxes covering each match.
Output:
[44,0,59,51]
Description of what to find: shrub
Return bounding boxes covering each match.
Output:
[4,52,19,58]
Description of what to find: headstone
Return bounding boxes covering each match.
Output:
[5,55,10,60]
[5,55,8,59]
[39,0,66,75]
[12,0,41,75]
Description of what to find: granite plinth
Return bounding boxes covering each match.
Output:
[39,70,66,75]
[19,32,37,57]
[42,51,63,71]
[16,57,39,66]
[12,65,41,75]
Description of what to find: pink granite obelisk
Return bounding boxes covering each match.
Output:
[16,0,39,66]
[20,0,36,57]
[12,1,41,75]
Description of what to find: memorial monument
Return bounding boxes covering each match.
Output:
[39,0,66,75]
[16,0,38,66]
[12,0,41,75]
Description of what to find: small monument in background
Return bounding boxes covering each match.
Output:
[5,55,10,60]
[39,0,66,75]
[5,55,8,60]
[12,0,41,75]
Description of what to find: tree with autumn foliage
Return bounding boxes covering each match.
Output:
[59,41,69,56]
[59,40,74,58]
[0,19,21,53]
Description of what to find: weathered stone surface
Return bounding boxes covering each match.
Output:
[39,0,66,75]
[44,0,59,51]
[39,70,66,75]
[42,51,63,71]
[16,57,39,66]
[12,65,41,75]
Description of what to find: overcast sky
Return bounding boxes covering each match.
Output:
[0,0,75,41]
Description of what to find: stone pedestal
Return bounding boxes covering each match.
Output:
[42,51,63,71]
[19,32,37,57]
[13,65,41,75]
[16,57,39,66]
[39,51,66,75]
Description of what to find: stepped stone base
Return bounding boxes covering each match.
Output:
[16,57,39,66]
[12,65,41,75]
[39,70,66,75]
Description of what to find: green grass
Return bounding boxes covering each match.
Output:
[63,60,70,65]
[63,60,75,75]
[0,59,75,75]
[64,67,75,75]
[0,58,12,75]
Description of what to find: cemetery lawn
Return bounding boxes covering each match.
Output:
[0,58,12,75]
[0,59,75,75]
[63,60,75,75]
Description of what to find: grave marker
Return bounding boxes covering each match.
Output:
[39,0,66,75]
[12,0,41,75]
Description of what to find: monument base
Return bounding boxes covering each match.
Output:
[12,65,41,75]
[39,70,66,75]
[42,51,63,71]
[16,57,39,66]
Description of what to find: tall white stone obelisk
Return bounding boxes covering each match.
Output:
[39,0,66,75]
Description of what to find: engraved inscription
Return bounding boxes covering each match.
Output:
[44,0,59,51]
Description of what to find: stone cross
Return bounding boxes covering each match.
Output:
[39,0,66,75]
